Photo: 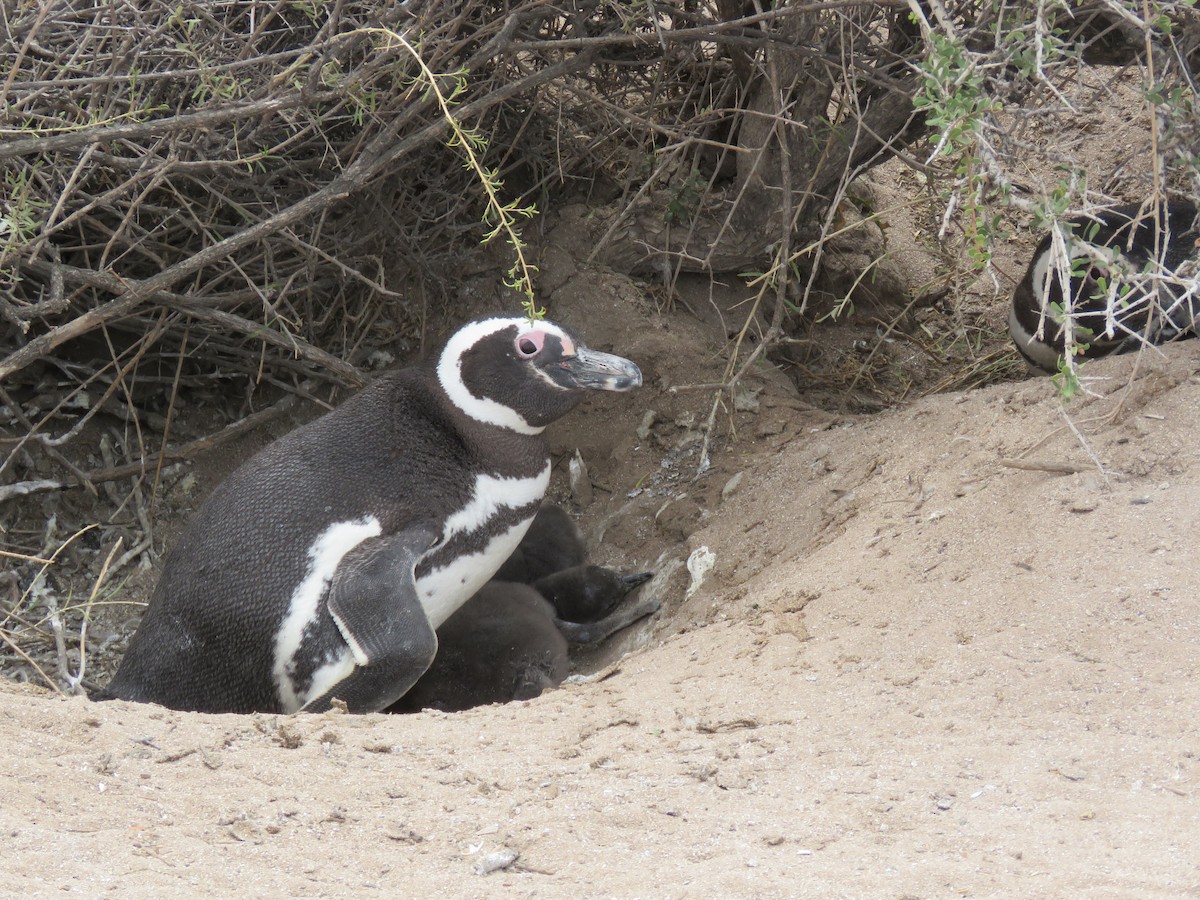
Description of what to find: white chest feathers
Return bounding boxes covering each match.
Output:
[417,463,551,628]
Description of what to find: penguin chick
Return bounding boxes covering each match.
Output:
[100,316,641,715]
[544,568,659,645]
[386,582,568,713]
[389,567,658,713]
[491,503,585,583]
[1010,200,1200,373]
[535,566,653,624]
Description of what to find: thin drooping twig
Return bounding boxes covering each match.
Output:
[67,536,124,694]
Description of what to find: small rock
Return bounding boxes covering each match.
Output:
[273,723,304,749]
[569,450,593,507]
[365,349,395,370]
[721,471,745,502]
[173,472,197,498]
[685,546,716,599]
[474,848,519,876]
[734,386,761,412]
[385,826,424,844]
[228,820,264,843]
[637,409,657,441]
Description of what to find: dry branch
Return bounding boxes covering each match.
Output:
[0,2,943,582]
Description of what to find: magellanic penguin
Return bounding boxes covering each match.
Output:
[1009,200,1200,373]
[387,568,657,714]
[100,316,642,714]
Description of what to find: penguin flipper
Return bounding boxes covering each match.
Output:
[303,526,439,714]
[555,593,661,645]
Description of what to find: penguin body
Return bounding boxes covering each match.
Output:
[102,317,641,714]
[1010,200,1200,373]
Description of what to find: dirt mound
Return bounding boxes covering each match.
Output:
[5,271,1200,894]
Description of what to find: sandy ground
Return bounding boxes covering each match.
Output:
[5,262,1200,897]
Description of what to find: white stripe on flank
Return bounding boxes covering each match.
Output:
[1008,299,1061,373]
[273,516,382,713]
[436,318,572,434]
[441,463,552,540]
[302,648,357,709]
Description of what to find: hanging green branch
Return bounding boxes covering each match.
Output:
[371,27,543,320]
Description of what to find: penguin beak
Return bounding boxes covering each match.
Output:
[557,347,643,392]
[621,571,653,593]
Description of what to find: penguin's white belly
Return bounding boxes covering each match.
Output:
[416,517,534,629]
[416,464,551,629]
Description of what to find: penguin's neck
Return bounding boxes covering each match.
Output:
[461,413,550,476]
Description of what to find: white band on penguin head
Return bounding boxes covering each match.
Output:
[436,317,571,434]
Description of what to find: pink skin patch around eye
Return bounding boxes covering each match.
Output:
[517,329,575,357]
[517,330,546,356]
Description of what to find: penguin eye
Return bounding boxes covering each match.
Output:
[515,332,544,358]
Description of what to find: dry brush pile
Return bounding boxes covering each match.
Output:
[1,0,1196,693]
